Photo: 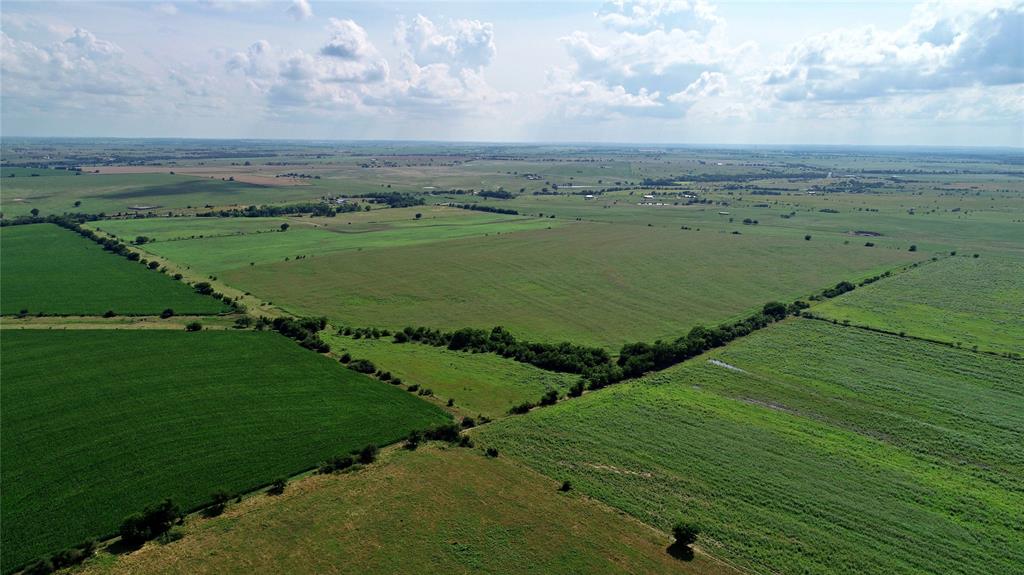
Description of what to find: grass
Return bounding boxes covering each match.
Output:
[0,224,229,316]
[77,446,738,575]
[0,173,321,216]
[108,208,560,274]
[475,320,1024,575]
[0,329,449,573]
[325,332,579,419]
[813,255,1024,354]
[226,221,915,348]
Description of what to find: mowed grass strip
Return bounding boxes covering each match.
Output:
[475,320,1024,575]
[78,446,739,575]
[226,221,916,348]
[813,255,1024,354]
[0,330,448,573]
[0,224,228,316]
[326,333,578,419]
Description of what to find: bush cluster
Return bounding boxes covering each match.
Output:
[118,499,180,547]
[271,316,329,353]
[396,325,610,375]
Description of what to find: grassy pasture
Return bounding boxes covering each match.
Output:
[105,208,559,274]
[813,255,1024,354]
[0,330,448,573]
[326,333,578,419]
[226,221,915,348]
[475,320,1024,575]
[79,446,737,575]
[0,224,228,316]
[499,187,1024,256]
[0,173,319,217]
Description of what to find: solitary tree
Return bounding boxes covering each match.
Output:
[280,223,290,232]
[30,208,39,217]
[668,521,700,560]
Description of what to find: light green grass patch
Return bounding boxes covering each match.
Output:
[226,221,915,348]
[119,209,559,274]
[813,255,1024,354]
[326,333,578,419]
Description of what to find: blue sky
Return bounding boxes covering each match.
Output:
[1,0,1021,146]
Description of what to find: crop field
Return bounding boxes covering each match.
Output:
[326,333,578,419]
[227,221,916,348]
[0,329,449,573]
[106,208,560,274]
[78,446,736,575]
[475,320,1024,575]
[0,224,229,316]
[813,255,1024,354]
[0,172,321,217]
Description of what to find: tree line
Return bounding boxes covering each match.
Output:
[446,203,520,215]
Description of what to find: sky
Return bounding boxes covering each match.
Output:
[1,0,1022,146]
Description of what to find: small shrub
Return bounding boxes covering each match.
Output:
[559,480,572,492]
[485,447,499,458]
[357,444,378,464]
[461,416,476,429]
[347,358,376,373]
[458,435,474,448]
[185,321,203,332]
[339,352,352,363]
[103,310,116,318]
[539,388,559,406]
[206,490,231,517]
[160,308,175,319]
[407,383,420,392]
[568,380,585,397]
[267,477,287,495]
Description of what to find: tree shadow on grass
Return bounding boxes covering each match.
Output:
[666,542,695,561]
[105,538,144,556]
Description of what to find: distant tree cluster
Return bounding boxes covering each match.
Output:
[348,192,425,208]
[477,189,516,199]
[812,280,856,300]
[395,325,610,375]
[448,203,520,215]
[270,316,330,353]
[118,499,180,547]
[196,202,349,218]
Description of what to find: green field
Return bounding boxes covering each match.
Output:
[0,224,229,316]
[80,446,737,575]
[0,330,448,573]
[227,221,916,348]
[105,207,560,274]
[326,333,578,419]
[813,255,1024,354]
[0,173,320,217]
[475,320,1024,575]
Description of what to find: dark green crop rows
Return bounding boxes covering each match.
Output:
[0,330,449,573]
[0,224,228,316]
